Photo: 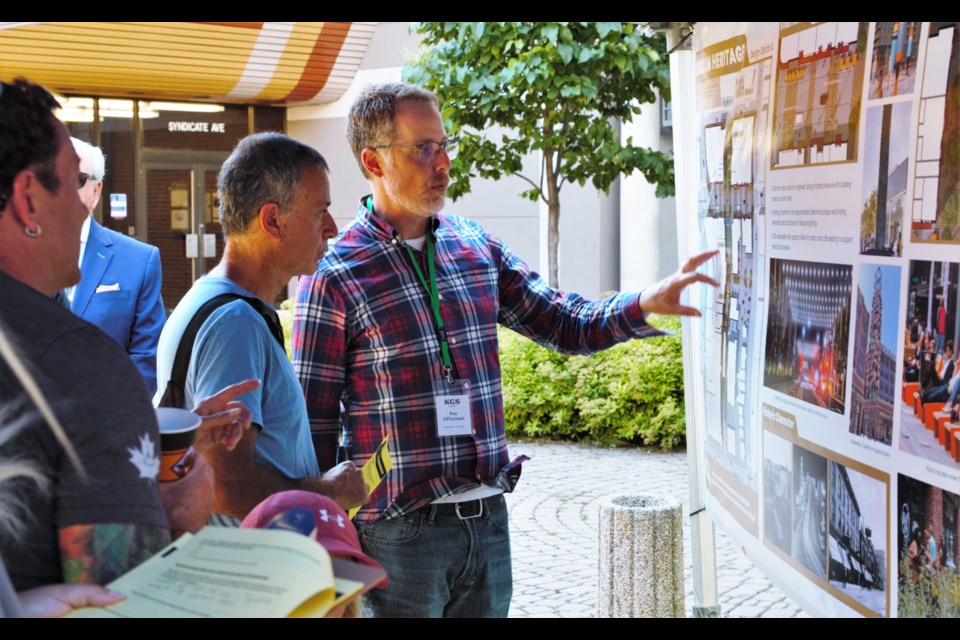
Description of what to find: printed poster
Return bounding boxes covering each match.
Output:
[689,22,959,618]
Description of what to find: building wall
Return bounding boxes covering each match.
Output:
[620,99,679,292]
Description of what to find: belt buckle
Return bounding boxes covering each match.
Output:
[455,499,484,520]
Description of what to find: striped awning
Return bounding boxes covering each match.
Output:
[0,22,376,105]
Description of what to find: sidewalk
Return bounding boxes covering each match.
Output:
[504,441,810,618]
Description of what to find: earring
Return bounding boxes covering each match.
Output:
[23,224,42,238]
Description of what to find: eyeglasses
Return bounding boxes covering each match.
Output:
[77,172,98,189]
[372,138,459,164]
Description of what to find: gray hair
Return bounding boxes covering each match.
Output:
[346,82,439,179]
[70,137,106,182]
[0,322,81,541]
[217,132,329,236]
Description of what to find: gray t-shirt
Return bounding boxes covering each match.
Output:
[0,272,167,590]
[0,557,22,618]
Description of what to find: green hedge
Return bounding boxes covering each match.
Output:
[279,299,294,360]
[499,315,686,449]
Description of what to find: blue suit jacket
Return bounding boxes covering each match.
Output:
[71,219,166,395]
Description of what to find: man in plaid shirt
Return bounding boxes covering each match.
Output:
[293,82,717,618]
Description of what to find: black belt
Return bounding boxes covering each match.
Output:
[428,494,503,520]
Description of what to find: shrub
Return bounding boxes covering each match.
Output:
[279,298,294,360]
[499,315,686,449]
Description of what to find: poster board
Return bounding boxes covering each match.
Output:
[686,22,959,618]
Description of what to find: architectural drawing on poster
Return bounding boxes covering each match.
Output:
[697,37,771,502]
[869,22,921,100]
[764,259,853,415]
[912,22,960,243]
[828,462,888,616]
[860,103,911,257]
[849,265,901,445]
[772,22,868,169]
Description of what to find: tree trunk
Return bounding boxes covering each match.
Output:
[548,200,560,288]
[544,146,561,288]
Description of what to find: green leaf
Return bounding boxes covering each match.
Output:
[578,46,597,63]
[596,22,621,38]
[559,26,573,44]
[468,77,484,95]
[557,43,573,64]
[542,24,559,45]
[560,84,581,97]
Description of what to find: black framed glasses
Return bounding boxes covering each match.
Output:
[372,138,459,164]
[77,172,98,189]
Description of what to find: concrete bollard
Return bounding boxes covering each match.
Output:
[597,494,684,617]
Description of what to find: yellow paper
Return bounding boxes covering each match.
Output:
[349,435,393,519]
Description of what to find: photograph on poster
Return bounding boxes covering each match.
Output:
[849,265,902,445]
[697,53,771,491]
[763,430,794,556]
[897,473,960,617]
[899,260,959,467]
[792,446,828,579]
[828,462,888,616]
[869,22,921,100]
[912,22,960,244]
[772,22,868,169]
[860,102,911,257]
[764,259,853,414]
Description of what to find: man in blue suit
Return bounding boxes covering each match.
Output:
[69,137,166,395]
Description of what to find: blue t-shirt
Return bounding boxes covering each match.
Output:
[155,267,320,479]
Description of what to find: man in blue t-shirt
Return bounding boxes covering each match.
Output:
[154,133,366,521]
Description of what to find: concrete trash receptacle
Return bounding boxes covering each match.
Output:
[597,494,683,618]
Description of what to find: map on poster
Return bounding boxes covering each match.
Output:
[690,22,960,618]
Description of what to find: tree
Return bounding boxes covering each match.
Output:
[861,188,877,242]
[402,22,674,287]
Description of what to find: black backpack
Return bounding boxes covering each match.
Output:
[157,293,285,408]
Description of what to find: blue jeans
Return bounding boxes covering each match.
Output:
[356,494,512,617]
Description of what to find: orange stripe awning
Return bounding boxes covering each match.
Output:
[0,21,376,105]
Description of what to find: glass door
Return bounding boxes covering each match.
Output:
[143,163,223,311]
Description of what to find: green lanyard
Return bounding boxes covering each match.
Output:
[405,233,454,383]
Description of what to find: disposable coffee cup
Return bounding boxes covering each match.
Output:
[155,407,201,482]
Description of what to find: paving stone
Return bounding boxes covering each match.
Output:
[506,442,805,618]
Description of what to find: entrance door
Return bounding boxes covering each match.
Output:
[143,162,224,311]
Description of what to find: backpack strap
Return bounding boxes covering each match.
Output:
[158,293,285,408]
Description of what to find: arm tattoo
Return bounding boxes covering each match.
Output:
[59,523,171,584]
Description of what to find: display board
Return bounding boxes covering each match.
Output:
[688,22,959,617]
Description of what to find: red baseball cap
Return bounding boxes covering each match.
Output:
[241,490,386,582]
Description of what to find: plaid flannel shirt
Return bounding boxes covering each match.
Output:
[293,197,663,524]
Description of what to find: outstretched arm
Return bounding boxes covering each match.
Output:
[204,425,367,518]
[192,378,260,456]
[638,249,720,317]
[496,239,718,355]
